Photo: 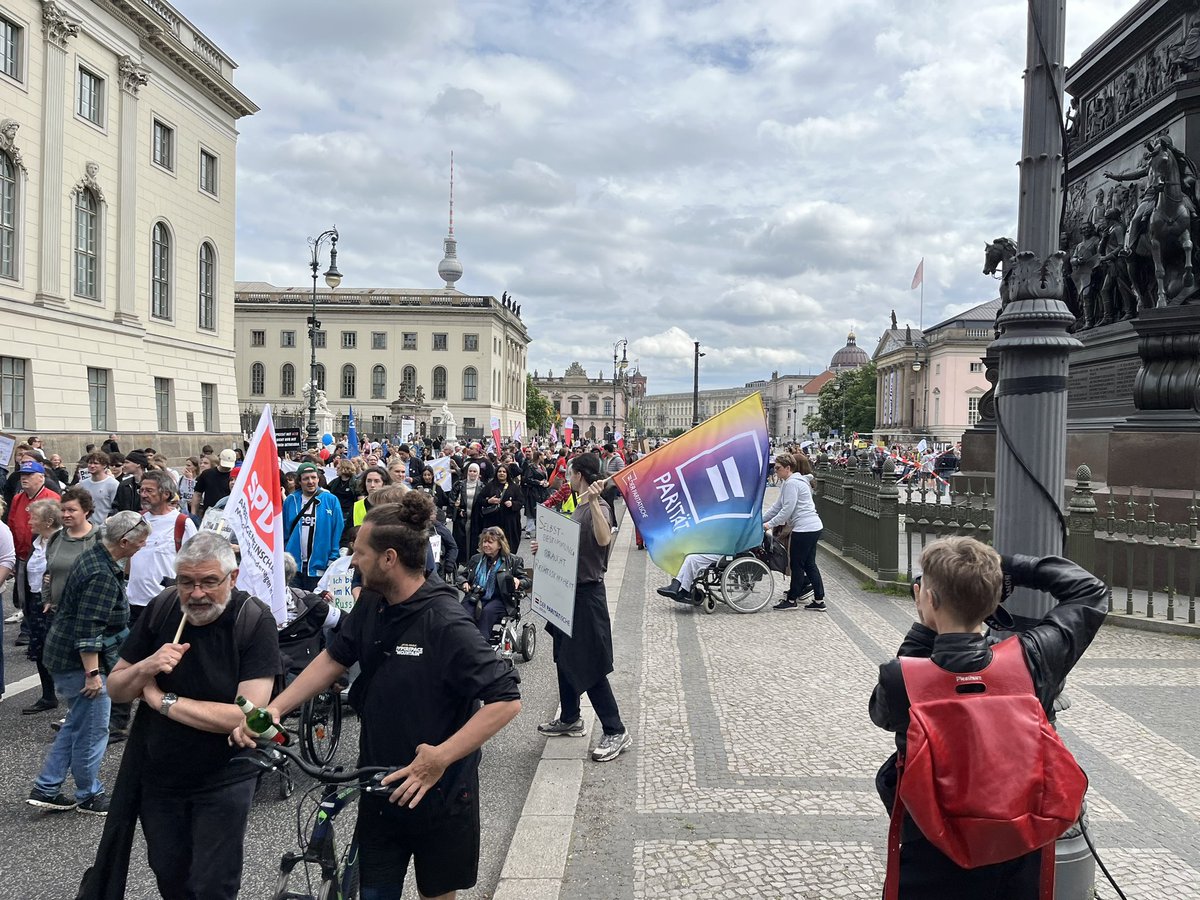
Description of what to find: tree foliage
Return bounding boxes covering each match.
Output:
[804,362,877,437]
[526,374,554,435]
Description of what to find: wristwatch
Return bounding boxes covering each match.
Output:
[160,692,179,717]
[85,668,101,678]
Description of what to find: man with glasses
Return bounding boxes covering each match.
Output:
[102,531,281,899]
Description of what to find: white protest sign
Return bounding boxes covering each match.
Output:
[428,456,453,491]
[323,465,338,484]
[0,433,15,468]
[532,505,580,637]
[315,553,356,611]
[401,417,416,441]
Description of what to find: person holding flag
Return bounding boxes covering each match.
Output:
[283,463,344,592]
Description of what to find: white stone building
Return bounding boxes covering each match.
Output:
[0,0,256,455]
[531,362,629,443]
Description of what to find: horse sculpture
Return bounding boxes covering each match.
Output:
[1146,137,1196,307]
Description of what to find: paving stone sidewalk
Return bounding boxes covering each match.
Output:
[549,534,1200,899]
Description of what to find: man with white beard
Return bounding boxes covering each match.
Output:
[100,531,281,899]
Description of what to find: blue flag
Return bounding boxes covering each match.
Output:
[347,406,360,458]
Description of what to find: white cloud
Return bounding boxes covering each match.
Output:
[186,0,1128,391]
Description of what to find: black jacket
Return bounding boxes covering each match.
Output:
[111,474,142,513]
[327,476,358,528]
[461,551,524,609]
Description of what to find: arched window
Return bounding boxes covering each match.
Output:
[432,366,447,400]
[462,366,478,401]
[74,189,98,299]
[0,152,16,280]
[281,363,295,396]
[402,365,417,397]
[314,363,326,392]
[151,222,171,319]
[250,362,264,395]
[341,364,356,398]
[371,365,386,399]
[198,242,216,330]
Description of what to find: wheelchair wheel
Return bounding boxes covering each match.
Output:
[520,622,537,661]
[300,689,343,766]
[701,592,717,614]
[721,557,773,613]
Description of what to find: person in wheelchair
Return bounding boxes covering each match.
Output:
[280,553,343,687]
[460,526,525,644]
[656,553,722,603]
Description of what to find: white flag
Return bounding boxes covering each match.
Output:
[224,405,288,624]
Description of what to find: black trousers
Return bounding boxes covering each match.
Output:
[108,604,146,731]
[140,777,257,900]
[896,838,1043,899]
[787,529,825,602]
[24,590,55,703]
[557,666,624,736]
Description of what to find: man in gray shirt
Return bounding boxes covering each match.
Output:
[80,452,118,525]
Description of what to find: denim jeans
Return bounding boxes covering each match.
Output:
[34,669,111,802]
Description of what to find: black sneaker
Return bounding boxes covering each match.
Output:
[773,598,799,611]
[27,789,77,812]
[537,717,585,737]
[22,698,58,715]
[795,588,815,603]
[804,599,828,611]
[77,793,110,816]
[107,728,129,745]
[50,717,66,733]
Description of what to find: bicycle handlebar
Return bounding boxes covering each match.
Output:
[246,737,395,785]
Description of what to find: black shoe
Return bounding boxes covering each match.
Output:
[773,598,799,611]
[22,699,58,715]
[107,729,128,745]
[14,634,29,646]
[537,717,586,737]
[804,599,828,611]
[77,793,110,816]
[27,789,76,812]
[656,579,683,600]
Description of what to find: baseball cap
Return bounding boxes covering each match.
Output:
[296,462,319,477]
[218,449,237,471]
[18,461,45,475]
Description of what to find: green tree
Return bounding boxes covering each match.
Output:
[804,362,877,437]
[526,373,554,435]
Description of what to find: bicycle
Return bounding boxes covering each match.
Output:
[246,738,397,900]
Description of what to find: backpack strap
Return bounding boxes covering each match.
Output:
[884,752,907,900]
[1040,843,1056,900]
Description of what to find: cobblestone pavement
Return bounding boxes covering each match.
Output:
[559,534,1200,899]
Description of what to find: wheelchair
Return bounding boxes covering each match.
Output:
[490,587,538,663]
[683,536,783,614]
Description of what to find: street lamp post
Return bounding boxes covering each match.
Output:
[691,340,706,428]
[911,345,929,435]
[612,338,628,440]
[306,228,342,451]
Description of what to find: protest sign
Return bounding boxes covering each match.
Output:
[532,506,581,637]
[0,433,14,468]
[428,456,453,491]
[316,554,356,612]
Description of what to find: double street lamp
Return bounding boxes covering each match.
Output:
[307,228,342,451]
[612,338,628,439]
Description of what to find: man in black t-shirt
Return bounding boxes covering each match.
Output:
[192,449,236,517]
[107,531,281,899]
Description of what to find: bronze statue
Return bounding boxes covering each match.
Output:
[1070,222,1102,329]
[985,237,1083,326]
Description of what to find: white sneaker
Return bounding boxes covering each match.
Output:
[4,612,21,624]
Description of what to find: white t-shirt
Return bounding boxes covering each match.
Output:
[127,511,198,606]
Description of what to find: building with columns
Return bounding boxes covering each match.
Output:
[0,0,256,455]
[532,362,629,443]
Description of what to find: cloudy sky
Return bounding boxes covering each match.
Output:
[194,0,1132,393]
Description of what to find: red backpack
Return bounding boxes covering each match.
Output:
[884,637,1087,900]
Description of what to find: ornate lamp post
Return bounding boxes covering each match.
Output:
[612,338,628,439]
[306,228,342,451]
[691,341,706,428]
[911,345,929,433]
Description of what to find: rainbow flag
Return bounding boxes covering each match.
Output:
[612,393,769,576]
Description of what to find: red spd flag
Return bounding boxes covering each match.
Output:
[225,405,287,624]
[911,258,924,290]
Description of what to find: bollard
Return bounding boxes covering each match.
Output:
[1055,805,1096,900]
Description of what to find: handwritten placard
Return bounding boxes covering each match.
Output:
[316,554,356,611]
[0,433,14,468]
[532,505,580,637]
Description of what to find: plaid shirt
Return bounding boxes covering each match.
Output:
[42,541,129,674]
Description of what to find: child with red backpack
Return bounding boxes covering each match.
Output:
[870,536,1107,899]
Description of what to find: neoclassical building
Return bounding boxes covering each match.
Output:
[0,0,256,455]
[532,362,629,443]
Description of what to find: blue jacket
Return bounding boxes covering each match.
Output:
[283,489,344,577]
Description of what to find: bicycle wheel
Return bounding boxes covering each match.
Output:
[300,690,343,766]
[721,557,773,613]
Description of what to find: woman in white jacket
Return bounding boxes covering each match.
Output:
[762,453,826,611]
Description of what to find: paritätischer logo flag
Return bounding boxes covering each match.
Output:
[612,393,769,577]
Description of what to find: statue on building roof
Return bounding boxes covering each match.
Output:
[565,361,587,377]
[890,309,897,330]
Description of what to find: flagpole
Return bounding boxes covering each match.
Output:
[919,263,924,330]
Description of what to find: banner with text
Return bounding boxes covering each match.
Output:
[225,405,288,624]
[428,455,454,491]
[612,393,769,577]
[532,506,581,636]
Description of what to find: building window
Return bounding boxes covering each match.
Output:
[462,367,478,401]
[1,15,21,82]
[152,120,174,170]
[198,242,216,330]
[0,151,15,279]
[570,400,580,415]
[201,382,215,431]
[403,333,417,350]
[281,330,296,348]
[372,415,385,434]
[371,365,386,399]
[463,334,478,352]
[402,365,417,397]
[73,189,98,299]
[314,363,325,392]
[433,333,447,351]
[250,330,265,347]
[970,362,984,373]
[77,66,104,126]
[1,356,25,429]
[604,399,613,417]
[968,396,980,426]
[313,330,327,349]
[463,417,476,430]
[199,149,218,195]
[154,377,172,431]
[553,400,561,413]
[250,362,265,395]
[432,366,447,400]
[281,363,295,396]
[87,367,109,430]
[342,331,357,350]
[589,400,597,415]
[371,332,386,350]
[341,364,356,398]
[151,222,171,319]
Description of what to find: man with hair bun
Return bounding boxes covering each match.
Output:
[234,490,520,900]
